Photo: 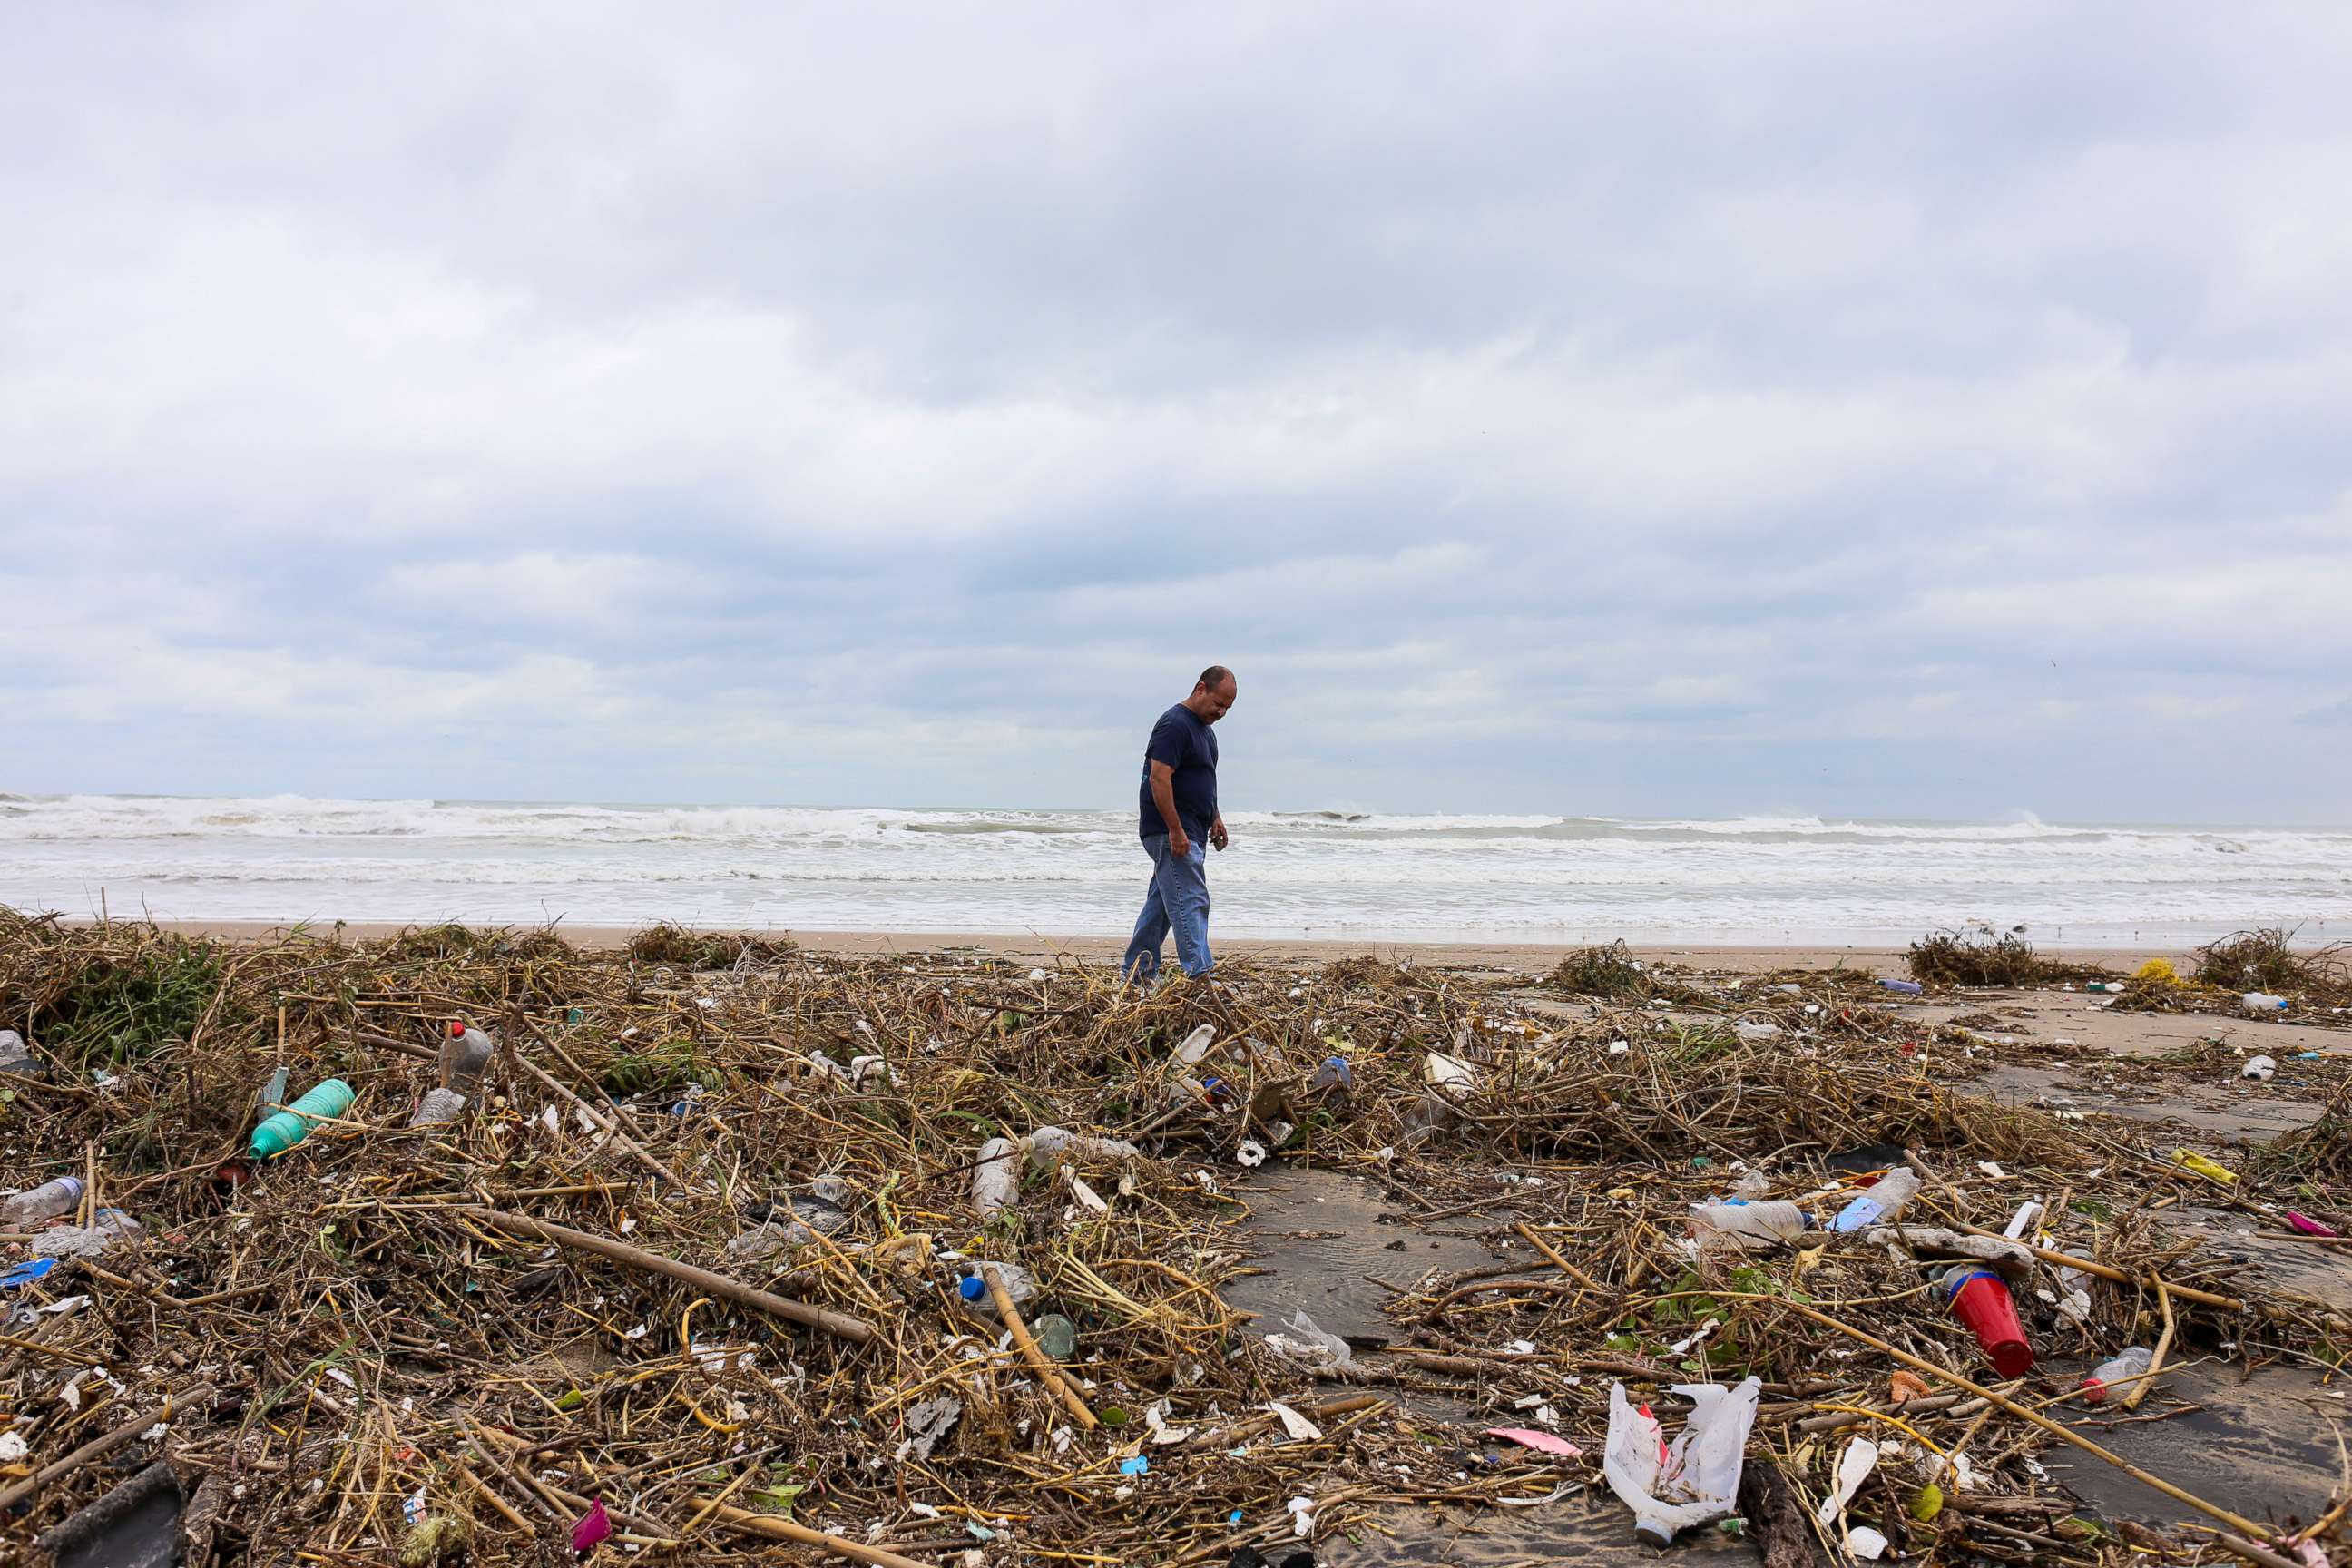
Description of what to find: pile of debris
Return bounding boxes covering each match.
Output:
[0,911,2345,1566]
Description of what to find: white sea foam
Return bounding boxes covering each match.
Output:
[2,793,2346,945]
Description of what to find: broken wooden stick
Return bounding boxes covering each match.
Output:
[704,1501,938,1568]
[985,1262,1097,1431]
[457,1205,875,1345]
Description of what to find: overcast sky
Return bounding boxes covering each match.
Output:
[5,3,2349,823]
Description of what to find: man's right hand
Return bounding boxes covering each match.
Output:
[1169,829,1191,858]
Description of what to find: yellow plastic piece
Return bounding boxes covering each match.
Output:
[2132,957,2183,986]
[2172,1148,2238,1184]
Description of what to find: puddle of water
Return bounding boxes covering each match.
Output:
[1973,1063,2322,1141]
[1324,1489,1754,1567]
[2153,1205,2352,1305]
[2043,1365,2348,1534]
[1222,1164,1510,1349]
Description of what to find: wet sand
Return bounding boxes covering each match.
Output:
[129,919,2172,978]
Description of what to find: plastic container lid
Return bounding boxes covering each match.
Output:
[958,1274,986,1301]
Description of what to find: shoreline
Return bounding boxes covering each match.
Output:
[105,918,2172,976]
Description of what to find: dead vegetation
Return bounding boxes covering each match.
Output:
[0,911,2344,1566]
[1905,925,2080,988]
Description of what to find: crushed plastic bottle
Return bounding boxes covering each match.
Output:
[1602,1377,1764,1544]
[2080,1347,2153,1405]
[31,1207,142,1259]
[1878,978,1924,996]
[2242,992,2288,1012]
[1733,1021,1780,1042]
[2241,1055,2276,1082]
[1831,1167,1920,1233]
[958,1261,1036,1308]
[1309,1057,1355,1097]
[1690,1200,1809,1250]
[251,1079,356,1159]
[408,1087,469,1128]
[443,1020,495,1091]
[0,1029,44,1079]
[2,1174,85,1229]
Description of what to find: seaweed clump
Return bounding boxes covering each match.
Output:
[1545,941,1653,1000]
[2191,927,2349,1000]
[1906,926,2063,988]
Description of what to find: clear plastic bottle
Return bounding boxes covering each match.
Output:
[957,1261,1037,1307]
[0,1029,42,1077]
[1831,1167,1921,1232]
[443,1020,495,1091]
[2,1174,85,1229]
[2241,993,2288,1012]
[2080,1347,2153,1405]
[1690,1200,1810,1250]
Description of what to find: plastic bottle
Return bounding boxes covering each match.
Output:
[2085,981,2126,994]
[2,1174,85,1229]
[1831,1167,1921,1232]
[442,1020,495,1092]
[2242,993,2288,1012]
[1879,978,1925,996]
[2080,1347,2152,1405]
[958,1262,1036,1307]
[1309,1057,1355,1096]
[1690,1200,1810,1250]
[2241,1055,2276,1082]
[251,1079,356,1159]
[0,1030,44,1078]
[408,1087,469,1127]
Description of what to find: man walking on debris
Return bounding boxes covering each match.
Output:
[1122,665,1236,982]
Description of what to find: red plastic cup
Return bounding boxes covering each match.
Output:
[1943,1267,2033,1378]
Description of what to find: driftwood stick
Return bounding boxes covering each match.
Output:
[985,1263,1097,1431]
[2121,1279,2176,1413]
[457,1205,876,1345]
[707,1501,938,1567]
[0,1382,217,1512]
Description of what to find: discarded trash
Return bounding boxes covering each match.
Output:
[899,1395,964,1461]
[1263,1308,1354,1371]
[1485,1427,1583,1458]
[31,1207,143,1259]
[2285,1211,2341,1238]
[1174,1024,1217,1064]
[1878,977,1924,995]
[2171,1148,2238,1184]
[1425,1051,1476,1088]
[1887,1370,1931,1406]
[1846,1524,1890,1559]
[958,1262,1035,1308]
[1235,1139,1269,1167]
[2084,980,2126,993]
[2133,957,2184,985]
[1942,1264,2033,1378]
[2241,992,2288,1012]
[2241,1054,2276,1082]
[2081,1347,2154,1405]
[1690,1199,1809,1251]
[1027,1126,1141,1169]
[571,1496,612,1553]
[1830,1166,1919,1232]
[1265,1401,1321,1441]
[0,1028,43,1078]
[1309,1056,1354,1096]
[1119,1455,1151,1476]
[2,1257,61,1290]
[2001,1200,2043,1239]
[971,1137,1021,1219]
[1602,1377,1762,1544]
[250,1078,354,1159]
[1816,1436,1881,1527]
[2,1173,85,1228]
[1032,1313,1078,1361]
[408,1086,469,1128]
[443,1018,495,1090]
[1734,1021,1780,1041]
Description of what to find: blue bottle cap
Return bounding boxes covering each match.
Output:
[958,1273,985,1301]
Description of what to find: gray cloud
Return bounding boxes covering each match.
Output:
[4,2,2351,822]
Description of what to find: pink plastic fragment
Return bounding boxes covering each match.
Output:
[572,1497,612,1553]
[2285,1211,2340,1238]
[1483,1426,1583,1458]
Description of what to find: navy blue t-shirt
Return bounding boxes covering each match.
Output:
[1138,703,1218,841]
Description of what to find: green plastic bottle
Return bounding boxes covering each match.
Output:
[250,1079,355,1159]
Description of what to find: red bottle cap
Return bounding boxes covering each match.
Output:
[450,1020,466,1036]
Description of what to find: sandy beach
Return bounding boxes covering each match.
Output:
[129,918,2176,978]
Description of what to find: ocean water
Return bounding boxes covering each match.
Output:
[2,793,2347,947]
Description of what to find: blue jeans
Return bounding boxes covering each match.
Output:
[1122,834,1211,980]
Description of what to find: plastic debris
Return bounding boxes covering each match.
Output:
[2,1174,85,1229]
[2172,1148,2238,1184]
[1602,1377,1763,1544]
[2241,1054,2276,1082]
[1816,1436,1882,1526]
[1831,1167,1920,1232]
[971,1137,1021,1219]
[570,1496,612,1553]
[1485,1427,1582,1458]
[1262,1308,1354,1371]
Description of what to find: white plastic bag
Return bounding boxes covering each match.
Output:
[1602,1377,1762,1544]
[1262,1308,1354,1371]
